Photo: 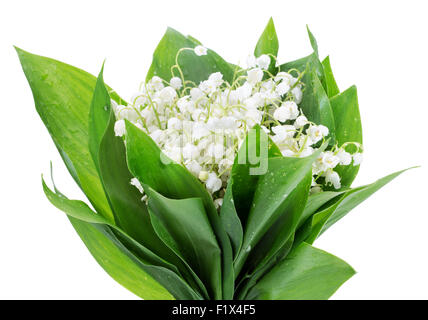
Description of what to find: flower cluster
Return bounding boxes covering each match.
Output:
[113,46,362,205]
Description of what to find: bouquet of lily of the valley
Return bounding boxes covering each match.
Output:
[17,18,410,300]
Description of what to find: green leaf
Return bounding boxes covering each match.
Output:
[302,68,337,142]
[124,122,234,299]
[219,128,281,261]
[254,17,279,75]
[280,53,326,91]
[220,183,243,259]
[330,86,363,188]
[233,142,328,275]
[242,169,311,273]
[42,178,202,300]
[146,27,234,84]
[297,191,345,229]
[322,56,340,97]
[16,47,124,223]
[88,68,184,268]
[306,25,319,57]
[88,64,111,172]
[146,187,222,299]
[230,126,282,227]
[319,168,413,236]
[281,55,335,141]
[236,234,295,300]
[297,168,413,244]
[69,217,174,300]
[246,242,355,300]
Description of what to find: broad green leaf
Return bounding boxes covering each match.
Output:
[16,47,125,223]
[234,142,328,275]
[146,27,234,84]
[297,168,413,244]
[220,183,243,259]
[42,179,202,300]
[246,242,355,300]
[124,122,234,299]
[330,86,363,188]
[254,17,279,75]
[242,169,311,273]
[146,187,222,300]
[322,56,340,97]
[230,125,282,226]
[219,127,281,260]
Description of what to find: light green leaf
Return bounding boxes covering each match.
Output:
[306,25,319,57]
[16,47,123,223]
[322,56,340,97]
[254,17,279,75]
[42,178,202,300]
[124,121,234,299]
[146,27,234,84]
[146,187,222,300]
[246,242,355,300]
[330,86,363,188]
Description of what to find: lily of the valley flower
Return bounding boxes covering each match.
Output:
[119,52,362,202]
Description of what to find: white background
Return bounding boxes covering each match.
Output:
[1,0,427,299]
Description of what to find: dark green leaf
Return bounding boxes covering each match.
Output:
[146,27,234,84]
[246,242,355,300]
[146,187,222,299]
